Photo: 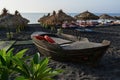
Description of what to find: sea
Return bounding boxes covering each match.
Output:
[21,13,120,24]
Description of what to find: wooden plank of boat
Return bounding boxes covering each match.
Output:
[31,32,56,38]
[61,41,103,50]
[51,37,73,45]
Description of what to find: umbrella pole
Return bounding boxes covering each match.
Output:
[85,20,87,27]
[50,26,54,33]
[6,24,11,40]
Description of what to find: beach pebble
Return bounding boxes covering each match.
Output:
[2,24,120,80]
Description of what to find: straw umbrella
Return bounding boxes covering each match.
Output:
[75,11,99,20]
[0,13,29,39]
[43,11,57,26]
[38,13,50,25]
[112,16,120,25]
[113,16,120,20]
[0,8,8,17]
[99,14,114,24]
[99,14,114,20]
[0,9,29,28]
[55,10,76,24]
[13,15,29,30]
[0,12,29,30]
[44,10,76,26]
[0,14,16,39]
[75,11,99,27]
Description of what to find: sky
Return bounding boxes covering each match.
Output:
[0,0,120,13]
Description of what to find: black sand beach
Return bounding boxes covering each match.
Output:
[1,24,120,80]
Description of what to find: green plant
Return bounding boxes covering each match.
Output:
[13,53,63,80]
[6,32,14,39]
[57,28,63,34]
[45,24,49,29]
[50,26,55,31]
[16,26,21,33]
[0,48,28,80]
[6,32,11,39]
[18,26,21,32]
[41,23,44,27]
[0,49,63,80]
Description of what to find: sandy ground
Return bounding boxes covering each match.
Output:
[1,24,120,80]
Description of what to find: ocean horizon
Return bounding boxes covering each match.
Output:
[21,13,120,24]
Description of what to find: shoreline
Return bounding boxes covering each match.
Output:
[21,13,120,24]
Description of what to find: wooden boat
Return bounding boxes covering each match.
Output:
[31,32,110,65]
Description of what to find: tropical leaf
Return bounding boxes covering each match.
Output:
[0,49,31,80]
[48,69,63,77]
[0,48,63,80]
[15,76,28,80]
[6,56,12,67]
[42,77,53,80]
[22,63,30,77]
[15,49,28,58]
[0,49,7,60]
[7,48,14,57]
[29,60,34,76]
[0,55,6,66]
[12,58,30,77]
[33,52,40,64]
[37,58,49,75]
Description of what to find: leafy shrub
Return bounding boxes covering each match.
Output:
[0,49,63,80]
[14,53,63,80]
[0,48,28,80]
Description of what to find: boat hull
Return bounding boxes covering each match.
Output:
[32,32,110,66]
[34,40,109,65]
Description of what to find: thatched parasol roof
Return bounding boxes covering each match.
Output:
[0,8,8,17]
[14,10,29,25]
[41,11,56,26]
[99,14,114,20]
[13,15,29,26]
[113,16,120,20]
[75,11,99,20]
[0,11,29,28]
[43,10,76,26]
[0,14,17,28]
[43,15,57,26]
[55,10,76,22]
[38,13,50,23]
